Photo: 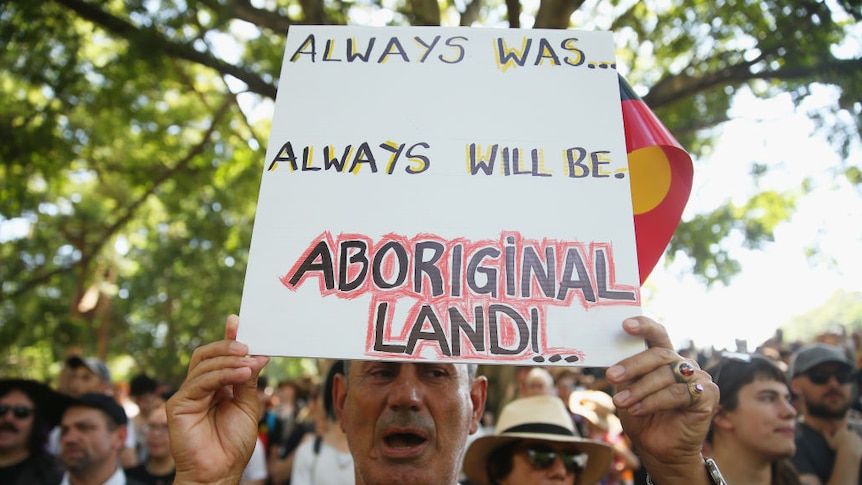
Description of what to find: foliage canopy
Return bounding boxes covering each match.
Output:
[1,0,860,383]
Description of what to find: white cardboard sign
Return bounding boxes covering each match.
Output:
[238,25,644,367]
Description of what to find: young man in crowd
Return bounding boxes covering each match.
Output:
[789,343,862,485]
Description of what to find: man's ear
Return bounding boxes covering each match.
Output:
[789,378,802,396]
[468,376,488,435]
[711,405,733,431]
[114,425,129,451]
[333,373,348,433]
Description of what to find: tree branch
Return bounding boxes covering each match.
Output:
[51,0,278,99]
[8,97,236,300]
[645,58,862,109]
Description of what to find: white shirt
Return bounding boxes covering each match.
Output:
[60,466,127,485]
[241,437,269,482]
[290,436,354,485]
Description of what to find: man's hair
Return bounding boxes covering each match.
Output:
[1,385,51,456]
[705,354,786,442]
[129,374,158,397]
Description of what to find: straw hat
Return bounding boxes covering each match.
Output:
[462,395,612,485]
[568,390,622,435]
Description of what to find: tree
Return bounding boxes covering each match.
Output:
[1,0,859,381]
[781,290,862,343]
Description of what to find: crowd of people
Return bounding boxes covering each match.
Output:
[3,315,862,485]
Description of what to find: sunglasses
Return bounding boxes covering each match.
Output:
[520,445,588,474]
[805,369,854,385]
[0,404,35,419]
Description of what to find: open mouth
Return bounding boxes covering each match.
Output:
[384,432,427,448]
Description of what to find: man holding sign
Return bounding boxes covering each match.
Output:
[166,23,716,485]
[165,315,724,485]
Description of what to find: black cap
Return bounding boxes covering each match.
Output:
[789,343,854,380]
[64,393,128,426]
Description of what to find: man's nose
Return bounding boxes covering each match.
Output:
[387,366,424,410]
[547,454,569,479]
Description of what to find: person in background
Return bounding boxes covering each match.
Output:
[0,379,69,485]
[462,394,612,485]
[289,361,353,485]
[166,315,724,485]
[705,353,800,485]
[125,403,175,485]
[52,356,139,468]
[788,343,862,485]
[522,367,555,398]
[274,379,302,444]
[270,382,320,485]
[257,376,284,484]
[568,390,640,485]
[129,374,165,464]
[59,393,146,485]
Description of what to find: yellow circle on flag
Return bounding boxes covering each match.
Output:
[629,146,672,215]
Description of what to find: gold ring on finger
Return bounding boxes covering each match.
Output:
[688,382,705,404]
[671,360,696,383]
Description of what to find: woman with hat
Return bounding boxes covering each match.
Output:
[462,395,612,485]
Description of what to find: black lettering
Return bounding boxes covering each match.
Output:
[449,306,485,356]
[556,247,595,302]
[338,240,368,292]
[373,302,406,353]
[287,240,334,290]
[405,306,451,356]
[371,241,408,289]
[521,247,555,299]
[489,304,529,355]
[596,249,636,301]
[414,241,445,297]
[466,247,500,297]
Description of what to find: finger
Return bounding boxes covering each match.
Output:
[233,354,271,408]
[607,344,678,389]
[187,339,250,373]
[622,372,717,415]
[622,316,673,350]
[225,314,239,341]
[175,355,262,406]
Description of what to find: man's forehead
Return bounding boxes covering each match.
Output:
[350,360,471,375]
[147,411,168,425]
[62,406,107,426]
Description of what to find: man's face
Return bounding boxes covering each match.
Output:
[716,376,797,460]
[67,366,105,398]
[59,406,125,473]
[334,362,487,485]
[792,362,853,419]
[0,390,35,456]
[144,406,170,460]
[498,440,579,485]
[131,393,159,416]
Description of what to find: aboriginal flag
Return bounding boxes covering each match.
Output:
[619,76,693,285]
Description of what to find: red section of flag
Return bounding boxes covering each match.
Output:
[619,76,693,284]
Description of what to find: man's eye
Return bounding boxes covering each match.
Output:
[424,367,449,378]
